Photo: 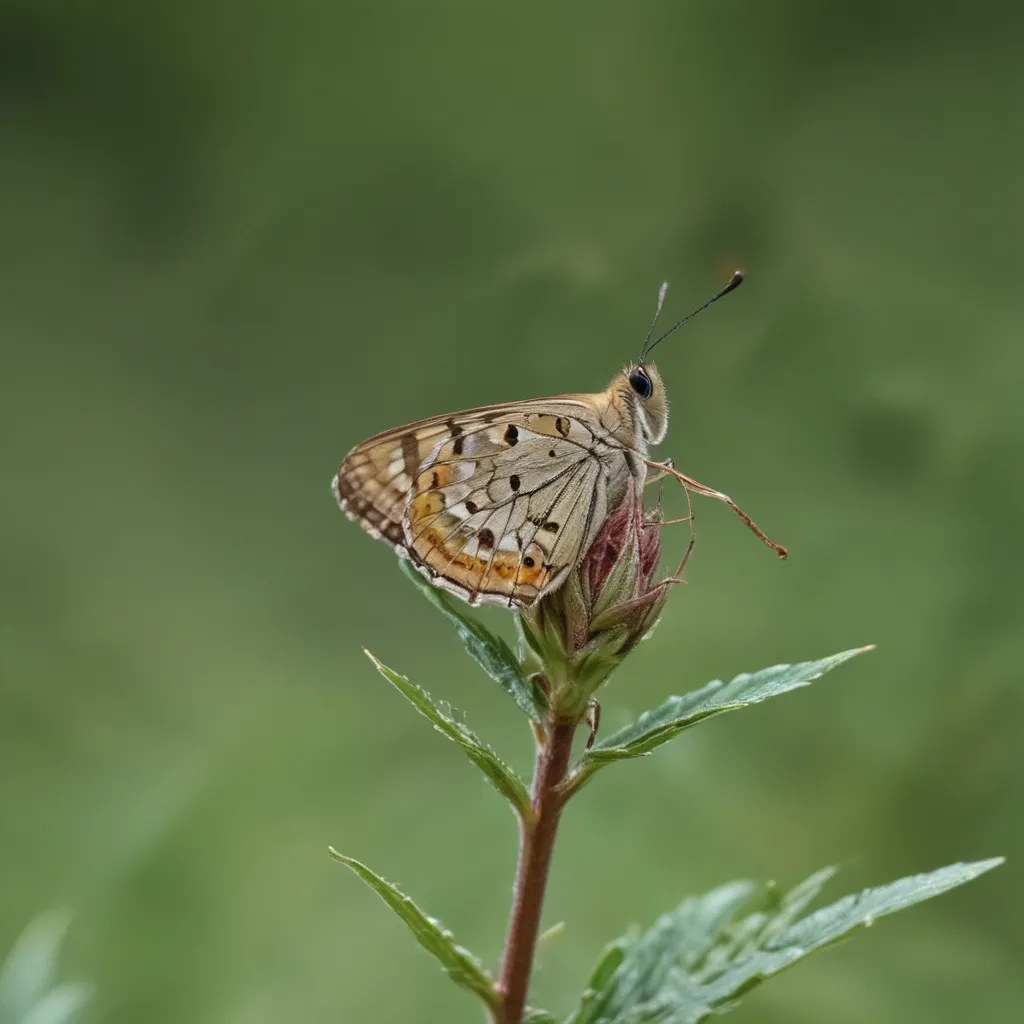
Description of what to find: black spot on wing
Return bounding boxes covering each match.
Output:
[382,521,405,544]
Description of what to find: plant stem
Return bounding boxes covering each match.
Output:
[494,717,577,1024]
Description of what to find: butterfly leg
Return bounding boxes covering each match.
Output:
[668,531,696,581]
[643,457,675,487]
[641,459,689,524]
[644,460,788,559]
[652,463,697,575]
[646,460,693,523]
[663,485,697,582]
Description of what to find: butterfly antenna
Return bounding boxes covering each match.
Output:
[640,270,744,362]
[640,281,670,357]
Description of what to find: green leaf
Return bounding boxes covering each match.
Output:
[400,559,545,720]
[365,650,530,818]
[564,932,640,1024]
[571,882,760,1024]
[568,648,871,791]
[329,849,499,1012]
[569,858,1003,1024]
[522,1010,560,1024]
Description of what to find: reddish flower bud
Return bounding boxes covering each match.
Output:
[517,486,679,717]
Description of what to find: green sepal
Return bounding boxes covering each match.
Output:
[365,650,530,818]
[567,647,872,794]
[555,625,632,716]
[513,611,547,683]
[329,849,499,1013]
[569,859,1003,1024]
[400,559,546,720]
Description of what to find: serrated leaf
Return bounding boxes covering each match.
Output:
[755,867,836,948]
[570,858,1002,1024]
[329,849,499,1012]
[573,882,759,1024]
[400,559,545,720]
[568,648,871,792]
[564,931,639,1024]
[768,859,1003,953]
[365,650,530,818]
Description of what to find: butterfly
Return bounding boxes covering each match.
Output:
[333,271,786,609]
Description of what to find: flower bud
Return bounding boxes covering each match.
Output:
[517,487,676,718]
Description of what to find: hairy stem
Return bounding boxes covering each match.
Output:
[494,718,577,1024]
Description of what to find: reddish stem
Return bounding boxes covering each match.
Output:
[494,718,576,1023]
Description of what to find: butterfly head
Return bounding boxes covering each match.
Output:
[620,361,668,445]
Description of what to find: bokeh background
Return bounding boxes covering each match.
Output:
[2,1,1021,1021]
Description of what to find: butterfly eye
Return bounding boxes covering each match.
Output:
[628,368,653,399]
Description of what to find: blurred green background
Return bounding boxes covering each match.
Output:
[1,1,1021,1021]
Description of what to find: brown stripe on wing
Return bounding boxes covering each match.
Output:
[401,433,422,480]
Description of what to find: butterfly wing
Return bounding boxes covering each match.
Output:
[334,400,622,608]
[333,416,456,549]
